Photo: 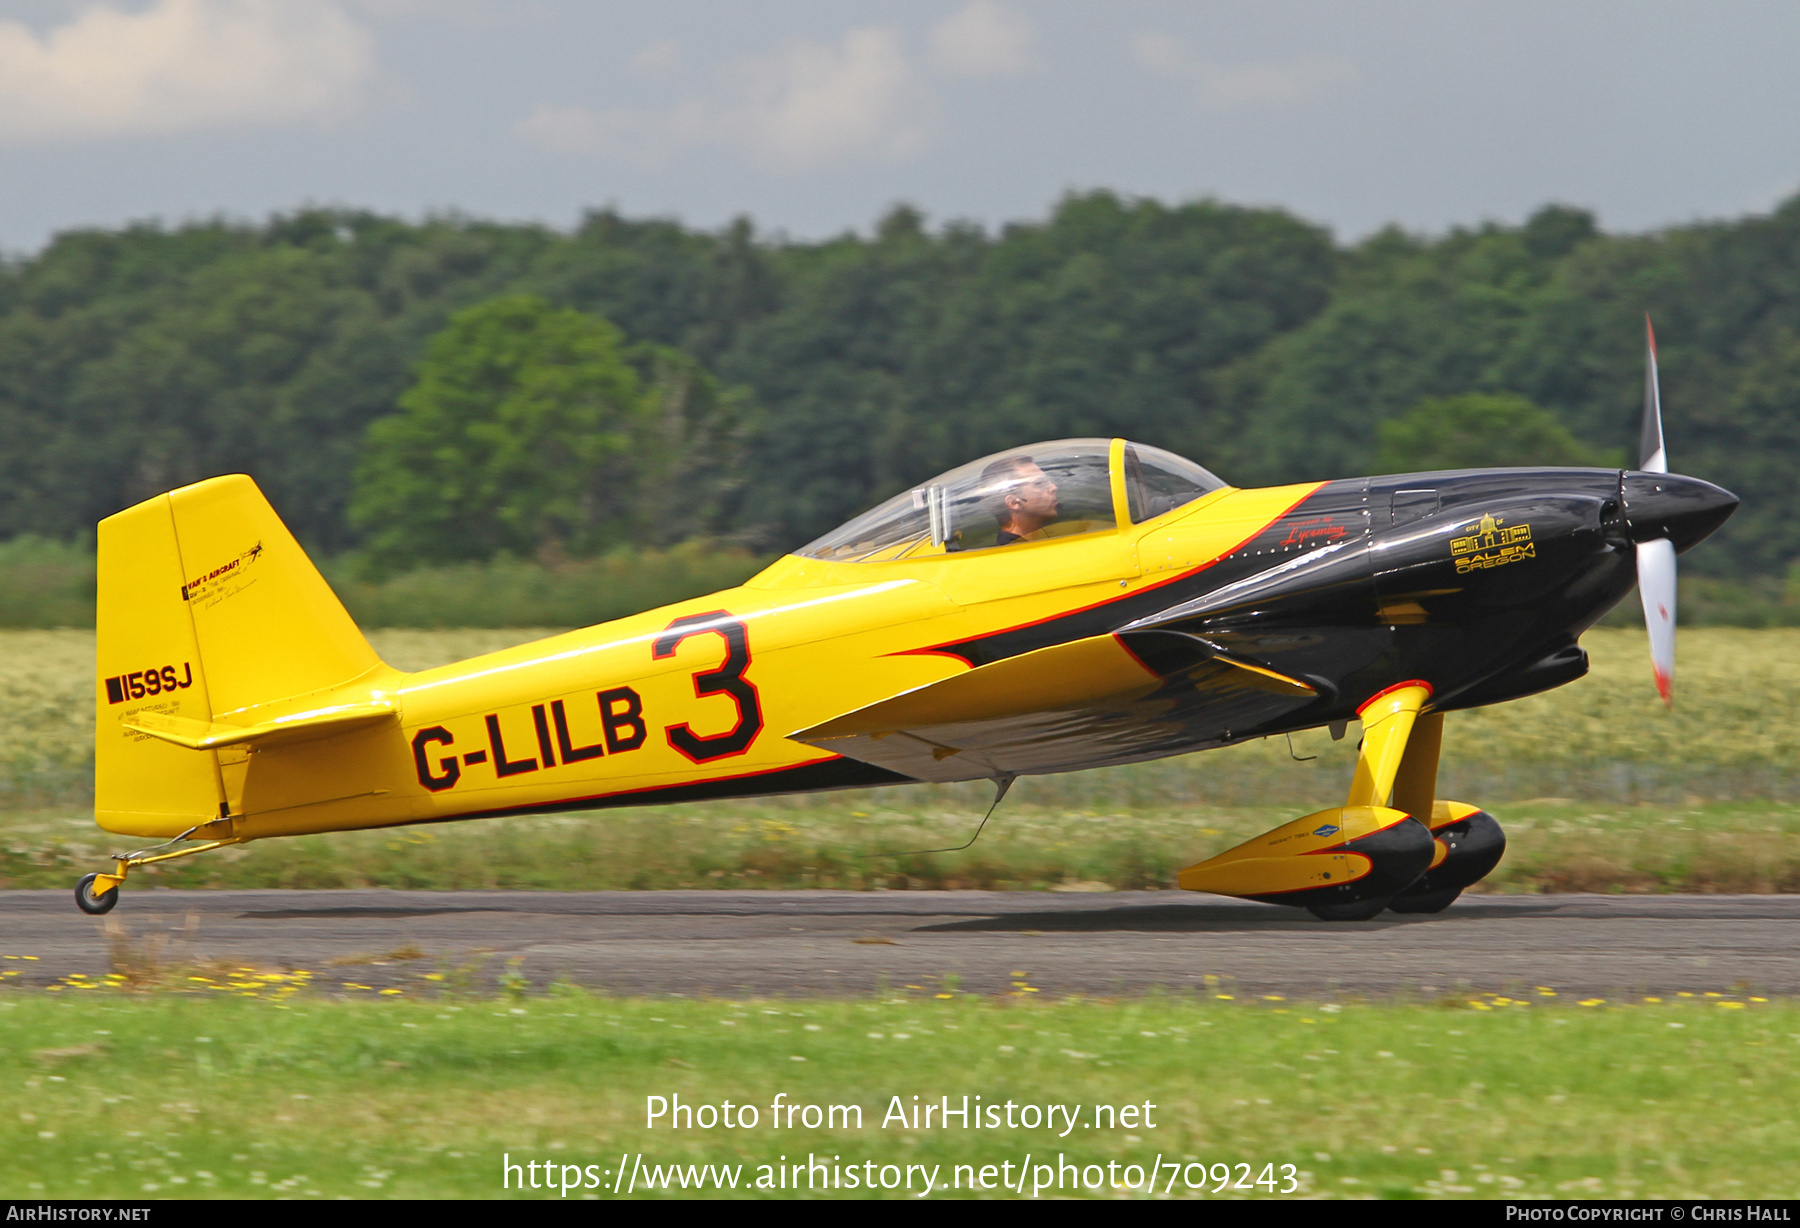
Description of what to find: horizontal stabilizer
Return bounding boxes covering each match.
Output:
[121,700,397,752]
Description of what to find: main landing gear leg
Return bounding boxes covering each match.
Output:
[75,825,242,915]
[1176,683,1439,920]
[1378,707,1509,913]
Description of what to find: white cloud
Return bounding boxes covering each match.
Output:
[1132,32,1354,108]
[513,101,707,169]
[516,26,931,172]
[627,38,682,82]
[0,0,376,144]
[1131,33,1189,80]
[345,0,539,21]
[929,1,1037,77]
[727,27,925,167]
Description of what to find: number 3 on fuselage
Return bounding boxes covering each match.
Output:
[654,612,764,764]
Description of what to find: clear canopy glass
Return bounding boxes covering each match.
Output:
[797,438,1226,563]
[1123,441,1227,523]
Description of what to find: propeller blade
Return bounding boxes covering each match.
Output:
[1638,313,1673,706]
[1637,537,1676,707]
[1641,314,1666,472]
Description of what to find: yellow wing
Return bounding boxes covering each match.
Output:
[790,631,1317,782]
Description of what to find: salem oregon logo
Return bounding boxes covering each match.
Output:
[1449,512,1534,574]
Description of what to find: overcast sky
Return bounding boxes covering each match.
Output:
[2,0,1798,254]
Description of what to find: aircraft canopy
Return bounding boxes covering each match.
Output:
[797,438,1225,563]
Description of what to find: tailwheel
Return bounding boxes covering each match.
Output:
[75,872,119,915]
[73,824,243,914]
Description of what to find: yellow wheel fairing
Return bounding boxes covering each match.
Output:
[1428,799,1487,831]
[1176,805,1400,894]
[1391,800,1508,907]
[1420,799,1488,871]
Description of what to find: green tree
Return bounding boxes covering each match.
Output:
[724,192,1336,545]
[350,295,661,572]
[5,194,1800,582]
[1374,392,1620,473]
[633,345,747,546]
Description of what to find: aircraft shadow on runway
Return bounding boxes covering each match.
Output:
[240,907,487,920]
[220,896,1800,930]
[915,900,1563,934]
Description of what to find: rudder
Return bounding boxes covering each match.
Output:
[96,475,383,837]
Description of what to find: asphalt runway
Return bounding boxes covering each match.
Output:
[5,889,1799,998]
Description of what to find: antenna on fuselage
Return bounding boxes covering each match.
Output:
[867,774,1016,857]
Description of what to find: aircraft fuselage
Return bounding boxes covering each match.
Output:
[106,464,1731,845]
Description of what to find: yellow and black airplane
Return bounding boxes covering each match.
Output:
[77,323,1735,920]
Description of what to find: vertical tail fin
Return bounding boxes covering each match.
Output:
[96,475,383,836]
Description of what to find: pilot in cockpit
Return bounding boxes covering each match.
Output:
[981,455,1061,545]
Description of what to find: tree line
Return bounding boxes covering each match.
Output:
[1,191,1795,579]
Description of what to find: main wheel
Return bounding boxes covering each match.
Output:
[75,873,119,915]
[1305,897,1390,922]
[1388,886,1462,914]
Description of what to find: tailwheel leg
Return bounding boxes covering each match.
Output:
[1178,683,1438,920]
[74,826,242,915]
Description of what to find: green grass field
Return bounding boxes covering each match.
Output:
[9,798,1800,894]
[3,990,1795,1200]
[6,626,1800,893]
[15,624,1800,806]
